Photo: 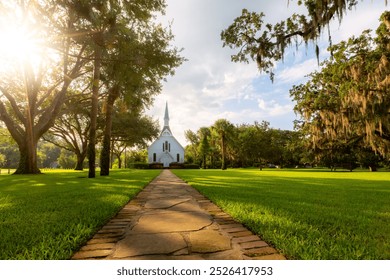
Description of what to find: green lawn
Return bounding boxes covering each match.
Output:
[0,169,161,260]
[172,168,390,260]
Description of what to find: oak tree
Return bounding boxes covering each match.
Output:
[0,1,88,174]
[291,12,390,160]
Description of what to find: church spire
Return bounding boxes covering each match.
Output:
[164,102,169,127]
[161,102,172,136]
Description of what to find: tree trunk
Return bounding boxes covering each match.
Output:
[100,134,111,176]
[110,140,114,169]
[221,134,227,170]
[87,45,102,178]
[74,158,84,170]
[13,90,41,174]
[74,151,86,171]
[117,153,122,169]
[124,147,127,168]
[14,141,40,174]
[100,86,119,176]
[369,165,377,172]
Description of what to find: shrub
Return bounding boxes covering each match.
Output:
[149,162,163,169]
[128,162,150,169]
[169,162,184,169]
[207,161,222,169]
[184,164,200,169]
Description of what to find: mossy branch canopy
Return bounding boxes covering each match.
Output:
[291,11,390,159]
[221,0,388,80]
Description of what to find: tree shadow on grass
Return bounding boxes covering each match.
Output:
[0,169,161,259]
[173,169,390,260]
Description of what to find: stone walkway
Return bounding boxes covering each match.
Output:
[72,170,285,260]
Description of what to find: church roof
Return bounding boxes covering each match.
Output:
[148,102,185,152]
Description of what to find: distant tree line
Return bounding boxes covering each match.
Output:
[183,119,387,171]
[185,120,302,169]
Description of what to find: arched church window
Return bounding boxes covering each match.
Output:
[177,154,180,162]
[153,153,156,162]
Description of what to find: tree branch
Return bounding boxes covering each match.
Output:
[0,101,24,145]
[0,86,26,124]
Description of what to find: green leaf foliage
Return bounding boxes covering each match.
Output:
[291,12,390,159]
[221,0,387,80]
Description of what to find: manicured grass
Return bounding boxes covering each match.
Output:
[0,169,161,260]
[172,168,390,260]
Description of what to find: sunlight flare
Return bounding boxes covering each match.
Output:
[0,7,46,73]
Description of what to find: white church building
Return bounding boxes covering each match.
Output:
[148,103,185,167]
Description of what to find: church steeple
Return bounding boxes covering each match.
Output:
[161,102,172,136]
[164,102,169,127]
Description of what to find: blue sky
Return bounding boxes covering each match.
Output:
[147,0,387,145]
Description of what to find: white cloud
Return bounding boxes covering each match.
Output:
[329,3,386,42]
[257,98,294,117]
[258,99,266,110]
[278,58,319,83]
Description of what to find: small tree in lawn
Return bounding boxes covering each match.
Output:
[212,119,234,170]
[198,127,211,169]
[44,94,91,171]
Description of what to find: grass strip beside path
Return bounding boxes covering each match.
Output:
[172,169,390,260]
[0,169,161,259]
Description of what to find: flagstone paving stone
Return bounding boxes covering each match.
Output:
[71,170,286,260]
[131,211,212,233]
[113,233,187,258]
[189,230,231,253]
